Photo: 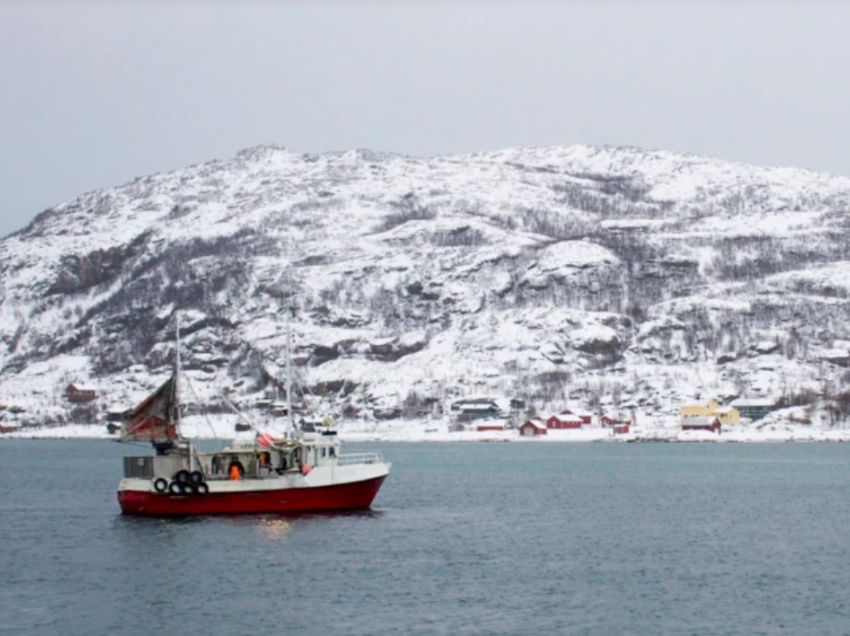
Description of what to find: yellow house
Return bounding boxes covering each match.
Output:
[713,406,740,425]
[680,400,719,421]
[680,400,740,424]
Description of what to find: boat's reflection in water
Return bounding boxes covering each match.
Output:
[114,508,384,541]
[252,509,384,539]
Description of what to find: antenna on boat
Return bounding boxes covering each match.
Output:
[284,275,294,438]
[268,257,296,440]
[278,238,297,439]
[175,311,182,434]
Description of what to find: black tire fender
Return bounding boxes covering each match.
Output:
[153,477,168,493]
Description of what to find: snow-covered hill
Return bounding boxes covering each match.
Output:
[2,144,850,433]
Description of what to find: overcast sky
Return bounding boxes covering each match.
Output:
[2,1,849,238]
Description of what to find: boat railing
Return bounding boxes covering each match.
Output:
[336,452,384,466]
[123,456,154,479]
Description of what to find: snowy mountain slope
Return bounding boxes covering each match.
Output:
[2,144,850,429]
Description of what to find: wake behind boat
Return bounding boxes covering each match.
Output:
[116,315,391,516]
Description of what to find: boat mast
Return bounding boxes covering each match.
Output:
[285,289,294,437]
[175,312,181,434]
[176,312,193,468]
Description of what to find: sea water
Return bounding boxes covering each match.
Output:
[1,439,848,635]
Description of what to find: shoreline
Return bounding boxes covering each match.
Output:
[3,420,850,444]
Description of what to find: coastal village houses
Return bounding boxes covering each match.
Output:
[476,422,506,432]
[520,418,547,437]
[546,413,584,430]
[65,383,97,404]
[543,406,597,430]
[682,416,722,434]
[451,398,502,423]
[680,400,739,425]
[730,398,777,421]
[600,411,632,428]
[559,408,592,425]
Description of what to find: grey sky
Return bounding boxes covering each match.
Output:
[2,1,849,238]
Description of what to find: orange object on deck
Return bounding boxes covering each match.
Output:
[301,464,312,475]
[229,464,241,480]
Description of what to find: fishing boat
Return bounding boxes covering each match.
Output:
[116,316,391,516]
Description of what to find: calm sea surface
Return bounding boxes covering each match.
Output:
[1,439,849,635]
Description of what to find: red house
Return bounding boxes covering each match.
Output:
[681,416,721,434]
[65,383,97,404]
[613,424,630,435]
[601,412,632,428]
[546,414,584,430]
[519,419,547,437]
[477,423,505,432]
[560,409,592,425]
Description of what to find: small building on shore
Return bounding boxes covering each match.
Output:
[601,412,632,428]
[65,383,97,404]
[452,398,502,423]
[681,416,721,434]
[546,414,584,430]
[730,398,777,421]
[680,400,719,420]
[680,400,739,425]
[519,419,547,437]
[477,422,506,432]
[560,408,593,425]
[713,406,740,425]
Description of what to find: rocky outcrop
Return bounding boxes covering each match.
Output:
[49,246,130,295]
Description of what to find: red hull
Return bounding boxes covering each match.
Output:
[118,476,386,516]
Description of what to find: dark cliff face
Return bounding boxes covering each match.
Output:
[2,144,850,424]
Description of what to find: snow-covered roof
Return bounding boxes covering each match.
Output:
[560,408,592,416]
[682,416,718,426]
[714,406,734,414]
[550,414,583,423]
[730,398,776,408]
[602,411,628,420]
[453,398,498,408]
[68,383,96,392]
[522,419,547,429]
[459,404,499,411]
